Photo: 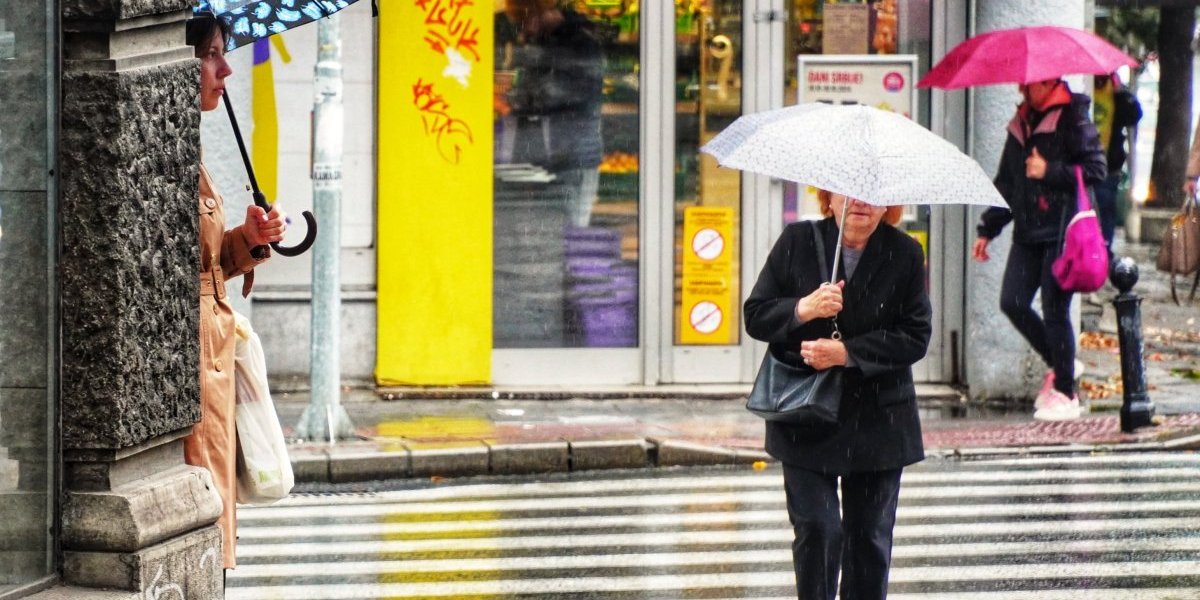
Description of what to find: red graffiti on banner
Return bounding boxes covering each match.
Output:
[415,0,481,62]
[412,78,475,164]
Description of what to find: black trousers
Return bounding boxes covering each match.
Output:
[782,463,903,600]
[999,240,1076,396]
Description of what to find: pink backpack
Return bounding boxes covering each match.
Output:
[1052,166,1108,293]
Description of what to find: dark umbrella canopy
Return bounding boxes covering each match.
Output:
[198,0,360,51]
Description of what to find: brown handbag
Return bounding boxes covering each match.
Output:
[1155,193,1200,304]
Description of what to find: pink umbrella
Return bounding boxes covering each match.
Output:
[917,25,1138,89]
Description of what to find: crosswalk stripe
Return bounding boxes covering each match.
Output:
[968,454,1200,466]
[228,562,1200,600]
[255,466,1200,509]
[239,480,1200,521]
[232,456,1200,598]
[237,498,1200,540]
[231,537,1200,579]
[236,517,1199,558]
[740,593,1200,600]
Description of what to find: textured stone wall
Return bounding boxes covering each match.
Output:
[966,0,1087,400]
[62,0,188,21]
[60,55,201,449]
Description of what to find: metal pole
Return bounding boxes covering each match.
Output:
[1110,257,1155,433]
[297,15,354,441]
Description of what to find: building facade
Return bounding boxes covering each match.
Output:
[246,0,1082,396]
[0,0,1092,597]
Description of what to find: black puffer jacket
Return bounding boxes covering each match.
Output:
[978,89,1107,244]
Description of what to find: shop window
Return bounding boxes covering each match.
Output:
[493,0,641,349]
[0,0,57,595]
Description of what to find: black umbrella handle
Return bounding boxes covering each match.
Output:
[250,189,317,257]
[222,92,317,257]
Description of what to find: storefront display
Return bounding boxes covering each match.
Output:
[493,0,641,349]
[381,0,955,384]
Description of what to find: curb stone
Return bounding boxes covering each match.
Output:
[290,430,1200,484]
[291,438,764,484]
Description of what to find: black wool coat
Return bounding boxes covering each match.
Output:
[744,218,932,475]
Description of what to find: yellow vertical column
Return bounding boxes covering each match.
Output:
[376,3,493,385]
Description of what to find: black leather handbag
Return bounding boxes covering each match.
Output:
[745,221,844,425]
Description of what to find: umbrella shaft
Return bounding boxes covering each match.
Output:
[830,201,848,285]
[222,91,262,195]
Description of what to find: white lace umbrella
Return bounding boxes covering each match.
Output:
[701,102,1007,280]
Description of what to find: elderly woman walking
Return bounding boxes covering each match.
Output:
[745,190,931,600]
[184,13,289,571]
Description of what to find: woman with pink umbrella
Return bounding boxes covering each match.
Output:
[972,77,1106,421]
[920,25,1137,420]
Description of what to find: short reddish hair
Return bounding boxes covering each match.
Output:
[817,188,904,226]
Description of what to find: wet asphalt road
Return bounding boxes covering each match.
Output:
[230,452,1200,599]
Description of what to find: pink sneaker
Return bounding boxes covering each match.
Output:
[1033,389,1082,421]
[1034,369,1055,410]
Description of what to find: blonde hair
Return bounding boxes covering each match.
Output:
[817,189,903,226]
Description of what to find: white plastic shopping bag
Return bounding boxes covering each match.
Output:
[232,310,294,505]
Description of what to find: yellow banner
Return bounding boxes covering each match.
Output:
[376,1,493,385]
[680,207,735,345]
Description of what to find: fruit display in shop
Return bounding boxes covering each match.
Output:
[599,151,639,173]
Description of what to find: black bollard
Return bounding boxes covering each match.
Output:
[1110,257,1156,433]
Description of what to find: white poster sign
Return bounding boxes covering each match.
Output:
[797,55,918,119]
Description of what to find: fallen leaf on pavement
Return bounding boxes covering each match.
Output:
[1080,331,1119,350]
[1170,368,1200,380]
[1080,375,1123,400]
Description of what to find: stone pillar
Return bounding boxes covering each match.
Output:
[55,1,224,597]
[966,0,1087,401]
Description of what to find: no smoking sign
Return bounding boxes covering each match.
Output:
[690,228,725,261]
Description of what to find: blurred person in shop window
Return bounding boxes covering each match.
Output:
[504,0,604,227]
[1092,72,1142,258]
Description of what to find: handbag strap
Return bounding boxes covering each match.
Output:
[809,220,830,282]
[808,220,842,340]
[1073,165,1092,212]
[1056,165,1091,253]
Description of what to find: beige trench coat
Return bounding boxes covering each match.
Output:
[184,164,268,569]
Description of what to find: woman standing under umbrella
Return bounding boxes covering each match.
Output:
[972,78,1106,421]
[745,191,931,600]
[184,13,289,570]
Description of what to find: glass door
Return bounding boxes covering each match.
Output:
[774,0,943,383]
[663,0,959,385]
[491,0,645,384]
[662,0,781,384]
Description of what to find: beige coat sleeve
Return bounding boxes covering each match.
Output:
[221,225,270,297]
[1188,125,1200,180]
